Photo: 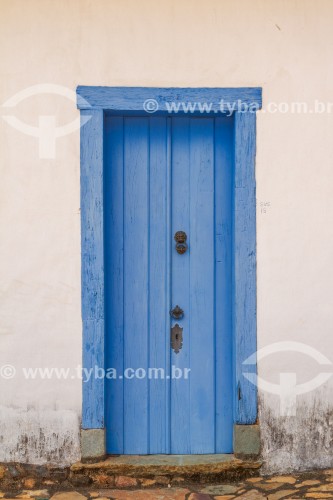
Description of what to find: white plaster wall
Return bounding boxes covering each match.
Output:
[0,0,332,471]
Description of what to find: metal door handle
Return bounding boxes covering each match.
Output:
[170,305,184,320]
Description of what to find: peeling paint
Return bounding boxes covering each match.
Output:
[259,391,333,474]
[0,406,80,465]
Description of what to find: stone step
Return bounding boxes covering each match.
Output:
[70,454,262,488]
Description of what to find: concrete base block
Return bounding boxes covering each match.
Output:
[81,428,106,460]
[234,424,260,458]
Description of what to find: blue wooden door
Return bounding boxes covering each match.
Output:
[105,115,233,454]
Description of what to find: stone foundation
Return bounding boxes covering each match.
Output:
[0,455,261,491]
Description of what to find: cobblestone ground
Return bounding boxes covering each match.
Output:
[2,469,333,499]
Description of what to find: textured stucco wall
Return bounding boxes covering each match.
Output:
[0,0,333,471]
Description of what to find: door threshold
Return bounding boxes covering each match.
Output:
[71,454,262,486]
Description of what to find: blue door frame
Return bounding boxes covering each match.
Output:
[76,86,262,457]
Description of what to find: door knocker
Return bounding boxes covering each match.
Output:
[174,231,188,254]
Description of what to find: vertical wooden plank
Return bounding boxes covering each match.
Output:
[165,117,172,452]
[170,117,191,454]
[104,116,124,453]
[123,117,149,453]
[148,116,170,453]
[80,109,105,429]
[234,111,257,424]
[189,118,215,453]
[215,116,234,452]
